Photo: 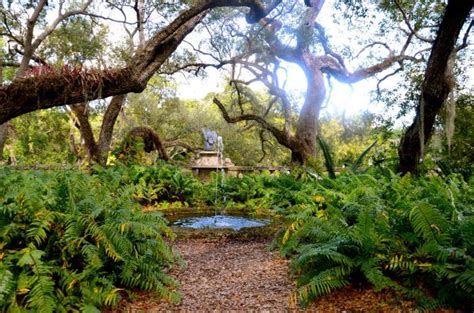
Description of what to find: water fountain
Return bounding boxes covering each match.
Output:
[191,129,234,181]
[171,215,271,231]
[172,129,271,231]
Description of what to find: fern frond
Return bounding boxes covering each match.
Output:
[298,266,350,303]
[454,268,474,294]
[409,203,449,244]
[26,275,57,312]
[0,269,15,305]
[386,254,417,273]
[360,259,398,291]
[317,137,336,179]
[351,140,377,171]
[295,240,354,269]
[26,210,59,246]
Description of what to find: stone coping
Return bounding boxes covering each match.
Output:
[190,165,289,171]
[197,150,222,154]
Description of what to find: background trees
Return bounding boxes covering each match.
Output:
[171,0,472,171]
[0,0,282,165]
[0,0,472,173]
[0,0,95,160]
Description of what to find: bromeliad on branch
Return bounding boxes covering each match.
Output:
[0,0,282,125]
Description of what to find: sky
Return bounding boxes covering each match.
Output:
[39,0,471,122]
[81,0,470,123]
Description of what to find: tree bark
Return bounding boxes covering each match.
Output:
[123,126,169,161]
[70,95,127,165]
[0,123,6,162]
[0,64,4,162]
[95,95,127,165]
[0,0,278,125]
[70,102,99,162]
[292,53,326,163]
[398,0,473,174]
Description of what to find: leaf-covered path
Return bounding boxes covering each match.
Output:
[126,239,297,311]
[121,238,417,312]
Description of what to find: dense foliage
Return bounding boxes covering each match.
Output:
[209,169,474,309]
[0,168,178,312]
[109,163,202,206]
[281,172,473,309]
[0,0,472,310]
[1,161,473,310]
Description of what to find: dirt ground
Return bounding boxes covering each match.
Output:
[117,238,418,312]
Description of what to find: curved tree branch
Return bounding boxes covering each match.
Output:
[321,54,419,84]
[124,126,169,161]
[213,97,295,150]
[456,19,474,51]
[0,0,280,125]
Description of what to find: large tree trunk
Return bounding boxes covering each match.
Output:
[0,123,7,162]
[0,64,4,162]
[398,0,473,174]
[70,102,99,162]
[96,95,126,165]
[70,95,126,165]
[293,58,326,164]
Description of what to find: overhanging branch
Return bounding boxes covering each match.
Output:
[322,54,419,84]
[0,0,281,124]
[213,97,291,147]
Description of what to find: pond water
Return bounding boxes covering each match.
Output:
[171,215,271,231]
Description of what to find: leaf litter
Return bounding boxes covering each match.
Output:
[116,238,428,312]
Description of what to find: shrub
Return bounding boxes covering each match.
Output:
[206,171,315,213]
[0,168,178,312]
[95,163,203,207]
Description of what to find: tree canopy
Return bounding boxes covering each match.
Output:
[0,0,472,173]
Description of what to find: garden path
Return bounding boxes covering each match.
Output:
[120,238,416,312]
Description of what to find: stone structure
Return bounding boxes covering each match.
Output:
[191,128,289,180]
[192,150,234,181]
[191,129,233,180]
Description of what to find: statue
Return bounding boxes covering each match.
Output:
[201,128,219,151]
[193,129,233,180]
[217,135,223,152]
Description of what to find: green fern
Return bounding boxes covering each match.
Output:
[278,171,473,309]
[409,202,449,244]
[0,168,179,311]
[351,140,377,171]
[298,266,350,303]
[360,259,398,291]
[0,269,15,305]
[317,137,337,179]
